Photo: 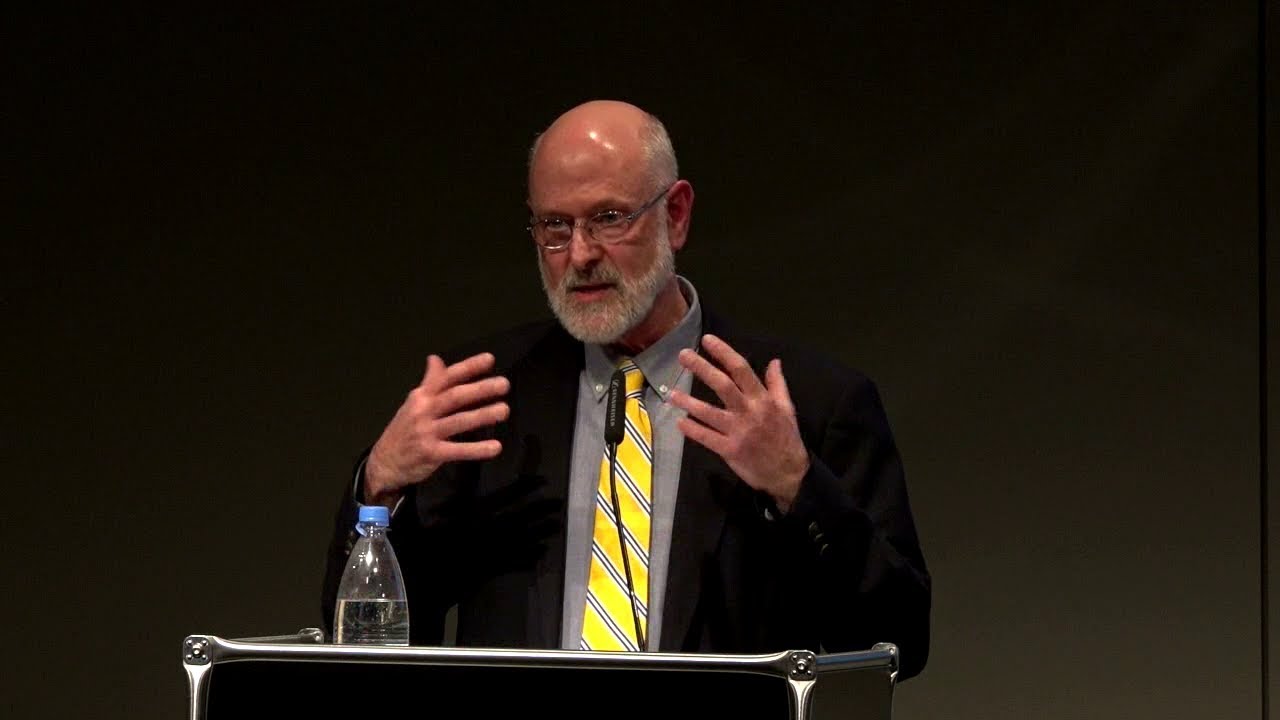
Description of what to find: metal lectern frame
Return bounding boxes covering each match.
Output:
[182,629,898,720]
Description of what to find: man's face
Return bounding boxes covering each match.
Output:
[532,202,675,345]
[530,175,675,345]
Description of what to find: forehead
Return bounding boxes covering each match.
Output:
[528,129,650,212]
[528,175,652,218]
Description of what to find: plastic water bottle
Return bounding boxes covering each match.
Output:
[333,505,410,645]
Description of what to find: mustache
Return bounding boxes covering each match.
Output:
[562,263,622,289]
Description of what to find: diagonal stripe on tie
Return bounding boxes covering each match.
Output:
[586,551,648,629]
[593,488,651,569]
[614,468,653,520]
[591,493,650,585]
[595,456,652,551]
[590,543,648,617]
[608,457,654,518]
[584,589,639,651]
[623,417,653,463]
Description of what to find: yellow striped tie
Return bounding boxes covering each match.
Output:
[581,358,652,652]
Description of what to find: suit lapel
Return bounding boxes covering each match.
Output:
[659,309,752,651]
[660,373,733,650]
[513,327,582,649]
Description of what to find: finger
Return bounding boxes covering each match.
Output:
[433,351,498,390]
[435,375,511,416]
[701,334,766,398]
[679,347,744,409]
[765,358,796,414]
[677,416,731,457]
[435,401,510,438]
[421,354,446,387]
[668,389,733,433]
[437,438,503,462]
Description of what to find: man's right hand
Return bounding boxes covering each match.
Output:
[363,352,511,508]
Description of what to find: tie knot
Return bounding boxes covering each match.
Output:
[616,358,645,395]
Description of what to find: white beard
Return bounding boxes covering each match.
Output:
[538,223,675,345]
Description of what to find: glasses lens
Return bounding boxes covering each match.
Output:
[590,211,629,242]
[533,220,572,248]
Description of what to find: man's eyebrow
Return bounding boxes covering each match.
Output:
[532,196,634,218]
[585,197,632,213]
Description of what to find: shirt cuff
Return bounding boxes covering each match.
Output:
[352,457,406,516]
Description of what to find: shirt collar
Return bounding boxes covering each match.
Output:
[585,275,703,403]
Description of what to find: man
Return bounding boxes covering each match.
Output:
[322,100,931,680]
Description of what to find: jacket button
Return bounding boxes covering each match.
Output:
[808,522,821,539]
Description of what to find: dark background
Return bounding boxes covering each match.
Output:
[4,3,1272,719]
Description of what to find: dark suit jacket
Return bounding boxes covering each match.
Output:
[322,308,931,679]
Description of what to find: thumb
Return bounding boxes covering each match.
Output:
[765,358,795,411]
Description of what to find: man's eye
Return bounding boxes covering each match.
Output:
[593,211,625,226]
[541,218,571,231]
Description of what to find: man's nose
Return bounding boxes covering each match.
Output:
[567,224,601,268]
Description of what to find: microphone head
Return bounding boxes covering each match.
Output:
[604,368,626,445]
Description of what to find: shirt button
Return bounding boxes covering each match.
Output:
[659,384,668,393]
[595,384,604,393]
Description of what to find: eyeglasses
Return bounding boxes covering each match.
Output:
[527,184,673,251]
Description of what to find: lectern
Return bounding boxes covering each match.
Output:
[182,630,898,720]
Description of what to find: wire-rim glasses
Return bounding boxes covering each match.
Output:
[527,184,674,251]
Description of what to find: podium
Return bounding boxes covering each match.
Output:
[182,629,899,720]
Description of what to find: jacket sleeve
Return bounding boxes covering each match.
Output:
[777,374,932,680]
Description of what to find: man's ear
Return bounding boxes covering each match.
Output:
[666,179,695,251]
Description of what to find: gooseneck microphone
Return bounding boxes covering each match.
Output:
[603,367,647,651]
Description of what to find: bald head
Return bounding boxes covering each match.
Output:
[527,100,677,201]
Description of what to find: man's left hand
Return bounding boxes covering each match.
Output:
[669,334,810,512]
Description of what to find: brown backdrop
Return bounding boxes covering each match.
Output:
[4,4,1270,719]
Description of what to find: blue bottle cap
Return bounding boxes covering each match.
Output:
[358,505,391,526]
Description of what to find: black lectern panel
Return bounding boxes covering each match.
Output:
[810,666,893,720]
[206,661,789,720]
